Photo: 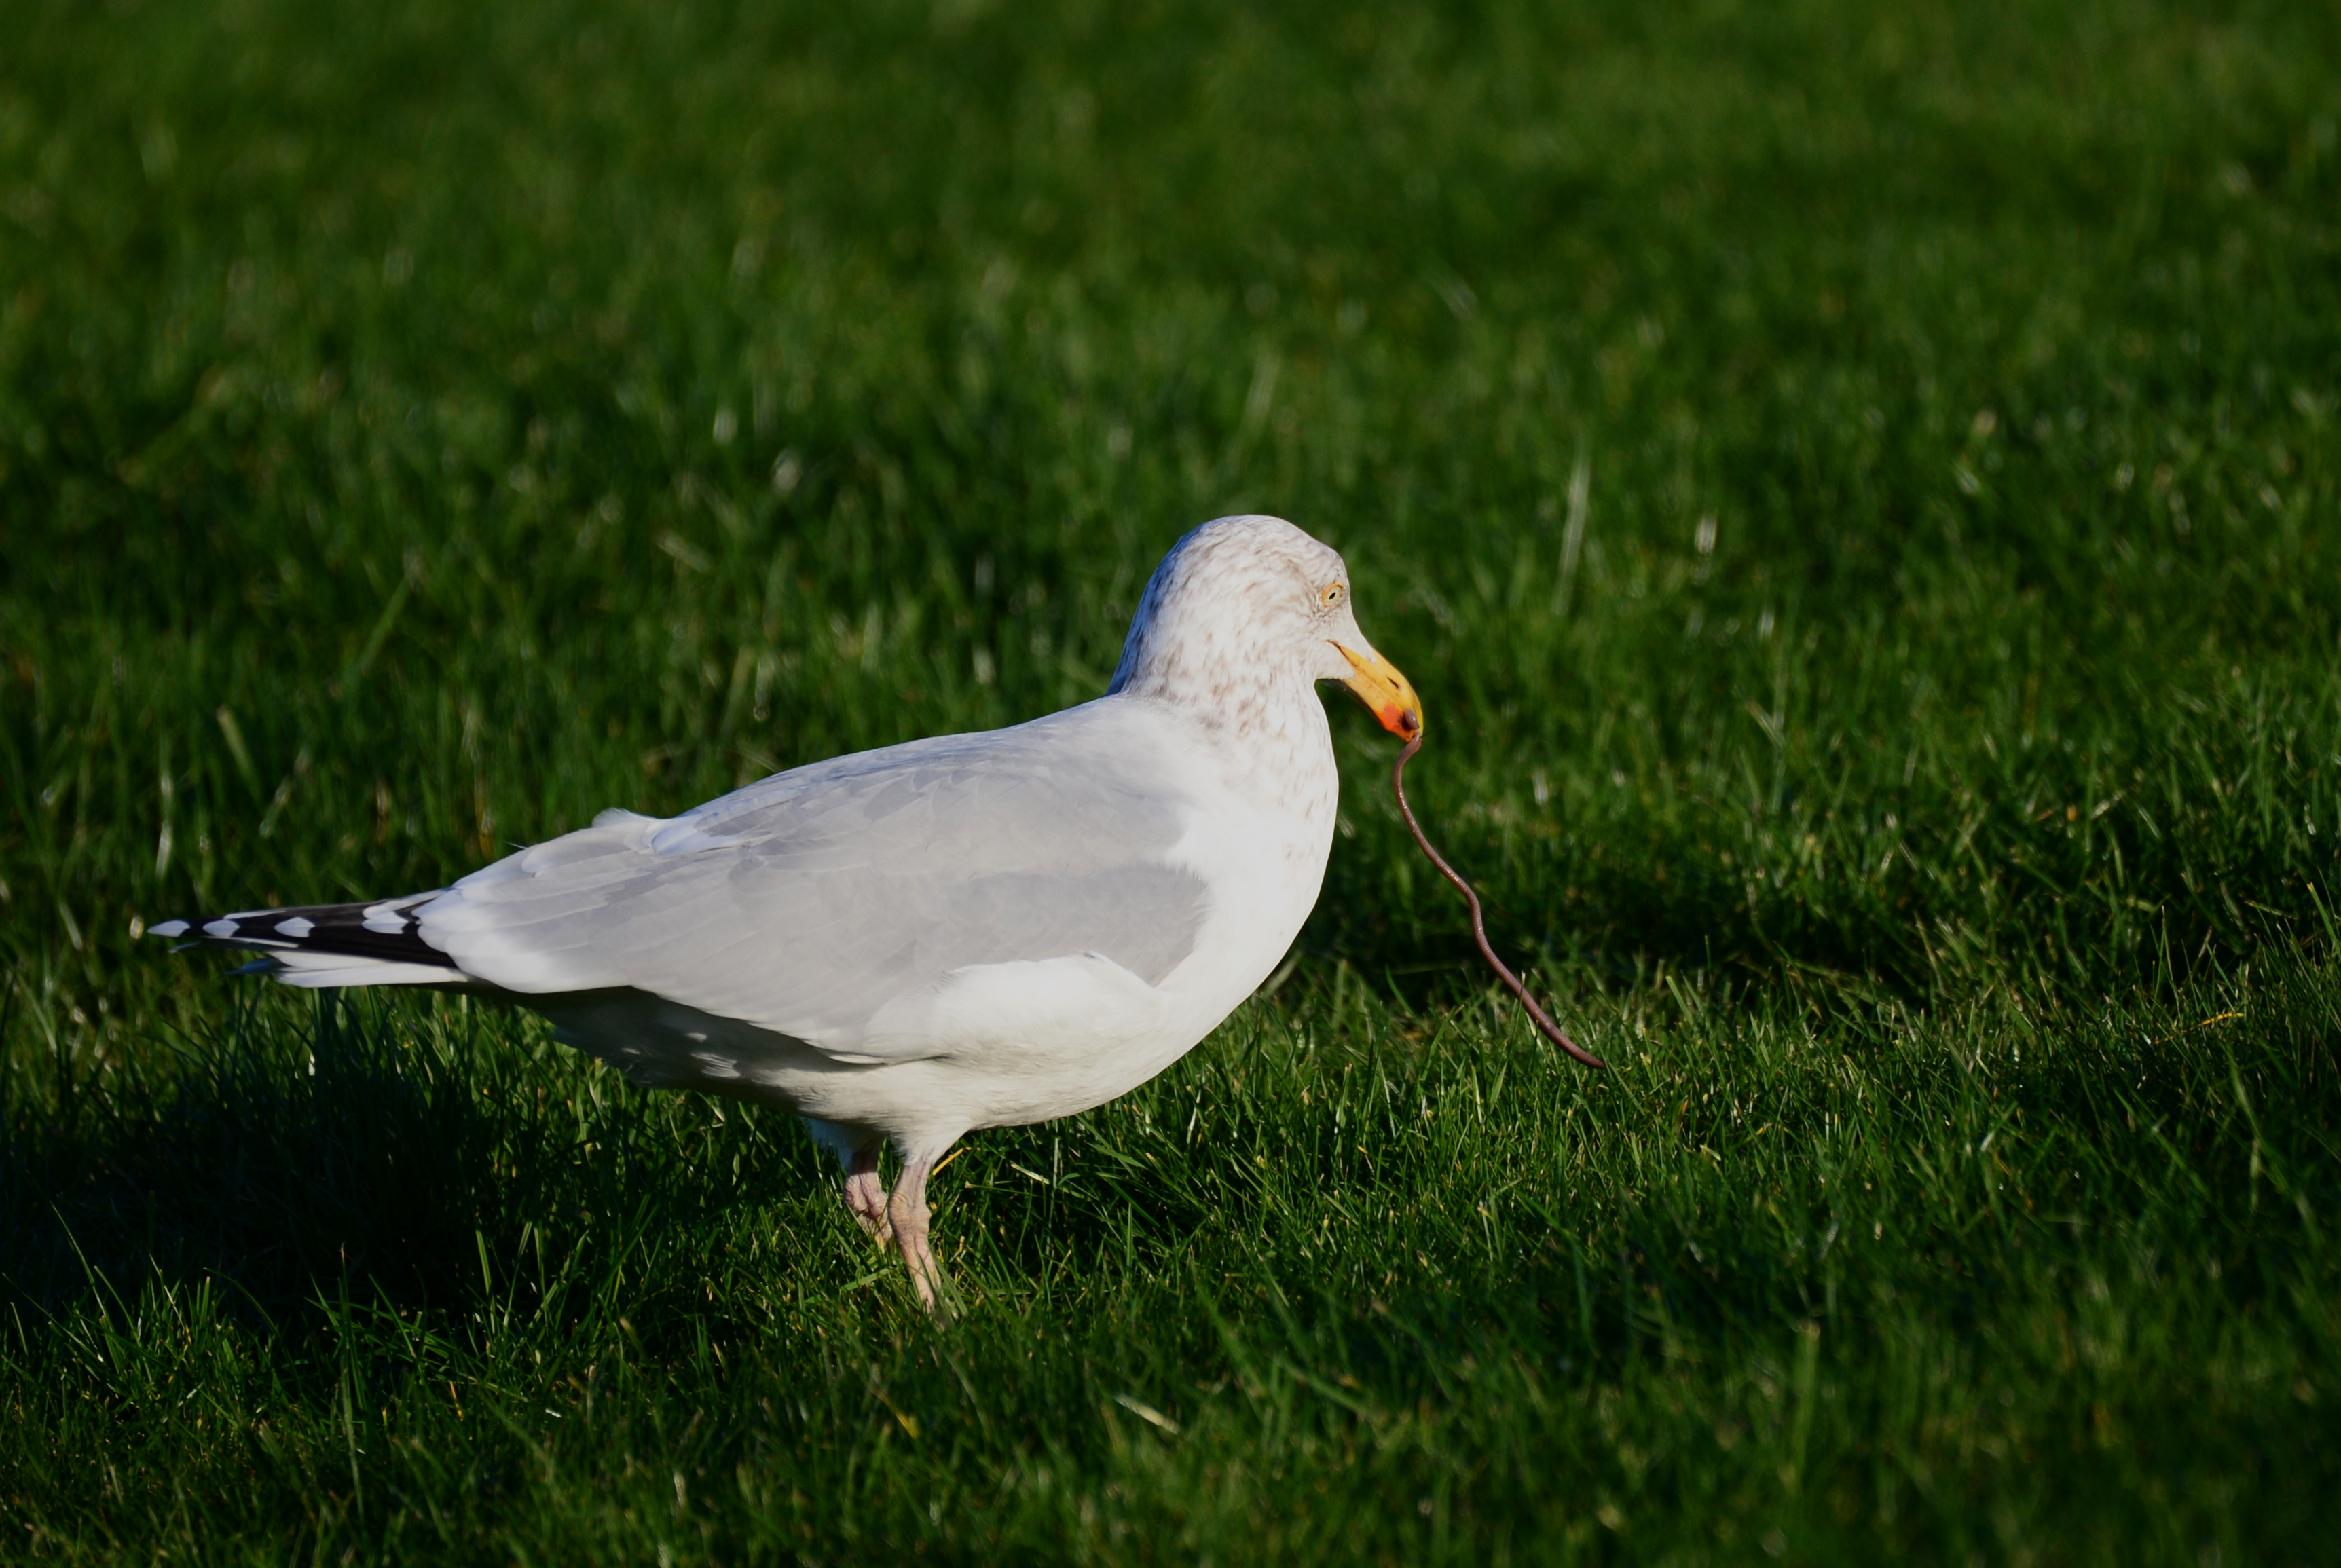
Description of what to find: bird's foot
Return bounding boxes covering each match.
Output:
[898,1229,948,1316]
[843,1165,893,1244]
[888,1159,950,1318]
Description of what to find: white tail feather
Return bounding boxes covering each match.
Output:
[263,948,469,988]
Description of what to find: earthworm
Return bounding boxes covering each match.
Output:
[1391,734,1606,1070]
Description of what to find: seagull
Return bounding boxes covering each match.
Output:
[151,514,1422,1308]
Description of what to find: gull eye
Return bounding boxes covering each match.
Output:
[1319,582,1346,608]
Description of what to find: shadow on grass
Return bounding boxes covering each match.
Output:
[4,991,512,1323]
[1,987,826,1341]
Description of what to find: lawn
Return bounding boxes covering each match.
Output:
[3,0,2339,1559]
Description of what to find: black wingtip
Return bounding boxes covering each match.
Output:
[139,895,449,967]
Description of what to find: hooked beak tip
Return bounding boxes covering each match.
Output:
[1333,642,1423,741]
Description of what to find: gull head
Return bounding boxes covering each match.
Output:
[1109,514,1422,740]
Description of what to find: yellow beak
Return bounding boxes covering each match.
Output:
[1333,642,1423,741]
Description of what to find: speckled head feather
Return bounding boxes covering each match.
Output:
[1109,515,1359,724]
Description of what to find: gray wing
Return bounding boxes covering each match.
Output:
[414,701,1207,1058]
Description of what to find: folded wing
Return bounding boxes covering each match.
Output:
[415,702,1209,1059]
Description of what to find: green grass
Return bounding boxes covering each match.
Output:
[4,0,2340,1558]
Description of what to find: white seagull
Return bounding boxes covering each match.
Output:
[151,514,1423,1307]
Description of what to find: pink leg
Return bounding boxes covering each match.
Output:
[887,1153,948,1313]
[843,1145,892,1244]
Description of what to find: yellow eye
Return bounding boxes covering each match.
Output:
[1319,582,1346,608]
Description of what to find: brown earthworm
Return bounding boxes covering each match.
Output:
[1391,734,1606,1070]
